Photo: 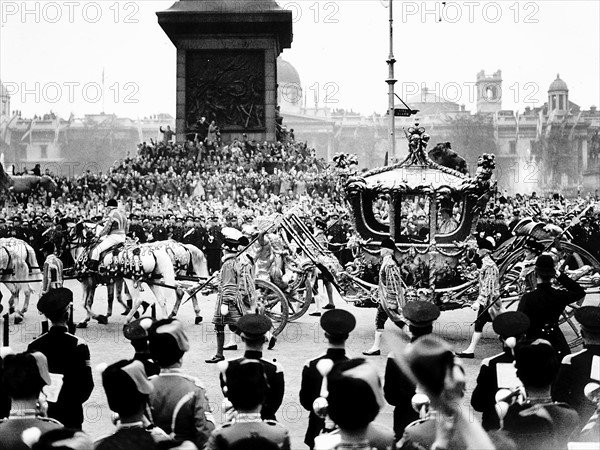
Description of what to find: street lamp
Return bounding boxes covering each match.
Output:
[386,0,396,162]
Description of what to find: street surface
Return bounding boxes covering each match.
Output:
[2,280,598,447]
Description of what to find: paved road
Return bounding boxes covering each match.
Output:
[2,280,597,447]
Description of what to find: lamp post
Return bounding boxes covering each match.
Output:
[386,0,397,162]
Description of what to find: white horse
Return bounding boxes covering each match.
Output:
[0,238,41,324]
[69,224,180,327]
[142,240,209,323]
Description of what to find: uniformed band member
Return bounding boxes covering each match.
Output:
[218,314,285,422]
[206,229,244,364]
[384,301,440,440]
[471,311,530,431]
[123,317,160,377]
[27,288,94,430]
[363,237,406,356]
[41,241,63,295]
[95,359,185,449]
[0,352,62,449]
[517,253,586,361]
[553,305,600,427]
[313,358,394,450]
[207,360,291,450]
[147,318,215,449]
[300,309,356,449]
[458,235,502,358]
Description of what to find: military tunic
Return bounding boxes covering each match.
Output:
[219,350,285,421]
[205,414,291,450]
[300,348,349,448]
[383,353,419,439]
[149,368,215,449]
[0,412,62,450]
[471,349,514,430]
[27,326,94,429]
[553,344,600,426]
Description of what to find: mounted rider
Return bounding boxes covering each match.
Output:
[86,199,128,271]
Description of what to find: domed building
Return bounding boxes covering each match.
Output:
[548,74,570,113]
[277,57,302,113]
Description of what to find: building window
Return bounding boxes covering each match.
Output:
[509,140,517,154]
[559,95,564,110]
[40,145,48,159]
[552,95,557,110]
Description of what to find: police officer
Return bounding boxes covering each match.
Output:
[147,318,215,448]
[206,360,290,450]
[0,218,8,238]
[171,215,184,242]
[471,311,530,430]
[518,253,586,360]
[300,309,356,449]
[27,288,94,429]
[122,317,160,377]
[0,352,62,449]
[384,301,440,439]
[217,314,285,421]
[553,306,600,427]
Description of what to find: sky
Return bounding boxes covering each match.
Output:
[1,0,599,119]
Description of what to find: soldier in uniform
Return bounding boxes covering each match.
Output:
[300,309,356,449]
[384,301,440,440]
[41,241,63,296]
[151,220,169,242]
[182,215,205,250]
[0,352,62,449]
[363,237,406,356]
[206,360,290,450]
[458,235,502,358]
[501,339,579,449]
[217,314,285,421]
[27,288,94,429]
[518,254,586,361]
[205,216,224,274]
[127,213,147,243]
[313,358,394,450]
[147,318,215,448]
[471,311,530,431]
[553,306,600,427]
[87,199,128,271]
[171,215,184,242]
[122,317,160,377]
[95,359,181,449]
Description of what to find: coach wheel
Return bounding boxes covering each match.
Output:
[255,279,289,337]
[287,271,313,321]
[499,239,600,349]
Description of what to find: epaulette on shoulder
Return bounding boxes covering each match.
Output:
[481,352,504,367]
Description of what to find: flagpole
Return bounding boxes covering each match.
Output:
[386,0,396,163]
[102,68,106,114]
